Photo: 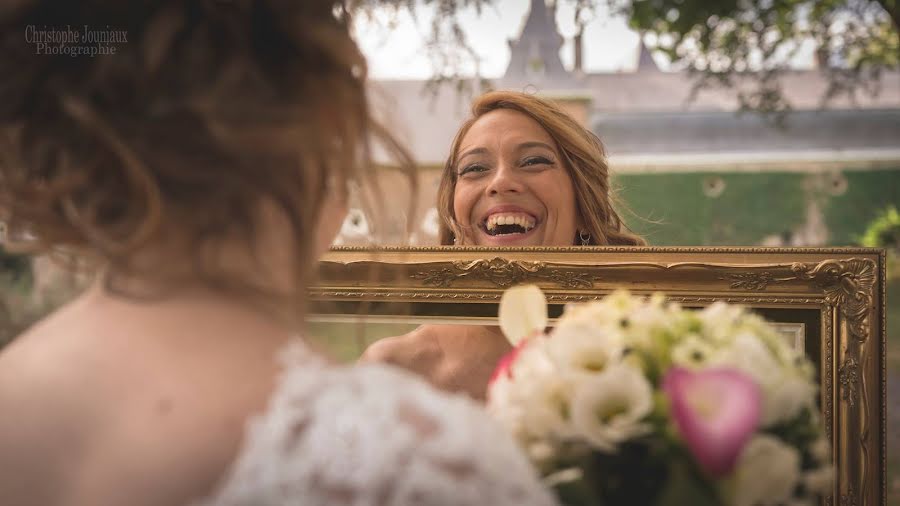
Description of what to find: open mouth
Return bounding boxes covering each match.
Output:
[482,213,537,237]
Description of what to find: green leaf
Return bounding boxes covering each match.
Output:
[656,459,722,506]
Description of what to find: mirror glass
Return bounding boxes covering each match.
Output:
[307,315,806,363]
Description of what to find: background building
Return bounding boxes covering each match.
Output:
[349,0,900,248]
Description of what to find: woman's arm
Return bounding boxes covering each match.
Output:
[360,324,512,400]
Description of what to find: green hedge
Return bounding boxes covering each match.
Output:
[613,168,900,247]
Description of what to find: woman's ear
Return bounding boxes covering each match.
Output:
[575,214,591,246]
[447,216,463,245]
[575,215,587,235]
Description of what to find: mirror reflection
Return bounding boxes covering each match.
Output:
[330,0,898,405]
[308,318,805,363]
[336,0,897,250]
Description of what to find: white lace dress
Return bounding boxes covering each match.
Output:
[199,340,558,506]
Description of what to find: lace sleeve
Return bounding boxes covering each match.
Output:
[202,346,557,506]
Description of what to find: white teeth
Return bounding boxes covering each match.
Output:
[484,213,536,233]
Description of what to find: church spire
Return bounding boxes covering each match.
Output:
[636,35,660,72]
[502,0,570,85]
[529,0,547,18]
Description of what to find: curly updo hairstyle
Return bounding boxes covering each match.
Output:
[0,0,406,314]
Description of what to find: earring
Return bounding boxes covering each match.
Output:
[578,229,591,246]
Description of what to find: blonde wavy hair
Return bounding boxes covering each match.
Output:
[437,91,644,246]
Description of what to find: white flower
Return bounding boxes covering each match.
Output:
[486,373,527,439]
[730,435,801,506]
[766,370,816,425]
[517,371,581,439]
[628,299,672,330]
[809,435,831,464]
[570,364,653,453]
[490,339,581,440]
[499,284,548,346]
[699,302,748,343]
[558,300,625,333]
[546,319,625,374]
[710,331,780,377]
[526,441,557,462]
[671,333,716,369]
[802,464,835,495]
[542,467,584,487]
[487,369,515,404]
[709,331,805,426]
[508,338,556,380]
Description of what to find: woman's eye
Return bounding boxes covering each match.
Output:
[459,164,488,176]
[522,156,552,166]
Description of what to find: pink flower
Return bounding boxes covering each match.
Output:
[664,367,762,478]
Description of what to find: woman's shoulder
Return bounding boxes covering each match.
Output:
[359,324,443,363]
[0,294,289,505]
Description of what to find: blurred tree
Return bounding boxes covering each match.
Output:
[0,245,32,347]
[351,0,898,121]
[0,245,30,285]
[860,205,900,251]
[622,0,899,121]
[347,0,493,96]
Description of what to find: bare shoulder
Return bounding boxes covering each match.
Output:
[359,324,444,366]
[0,296,138,504]
[0,292,288,506]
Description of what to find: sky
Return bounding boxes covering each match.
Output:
[353,0,651,80]
[352,0,820,80]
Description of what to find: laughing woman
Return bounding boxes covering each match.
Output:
[361,91,644,400]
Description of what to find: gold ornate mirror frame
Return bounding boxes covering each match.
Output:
[311,246,886,505]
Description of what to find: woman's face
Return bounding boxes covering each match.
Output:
[452,109,580,246]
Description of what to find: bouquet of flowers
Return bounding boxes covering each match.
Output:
[487,286,833,506]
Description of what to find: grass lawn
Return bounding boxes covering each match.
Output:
[305,321,420,363]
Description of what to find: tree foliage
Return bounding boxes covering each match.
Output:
[351,0,899,120]
[622,0,899,119]
[348,0,493,96]
[860,205,900,250]
[0,245,30,285]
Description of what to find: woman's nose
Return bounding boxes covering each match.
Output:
[486,164,524,196]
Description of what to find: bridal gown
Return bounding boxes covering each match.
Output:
[198,339,557,506]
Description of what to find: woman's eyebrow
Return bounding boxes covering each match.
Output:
[457,146,488,163]
[515,141,555,152]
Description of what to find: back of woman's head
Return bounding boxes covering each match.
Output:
[0,1,385,310]
[437,90,644,247]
